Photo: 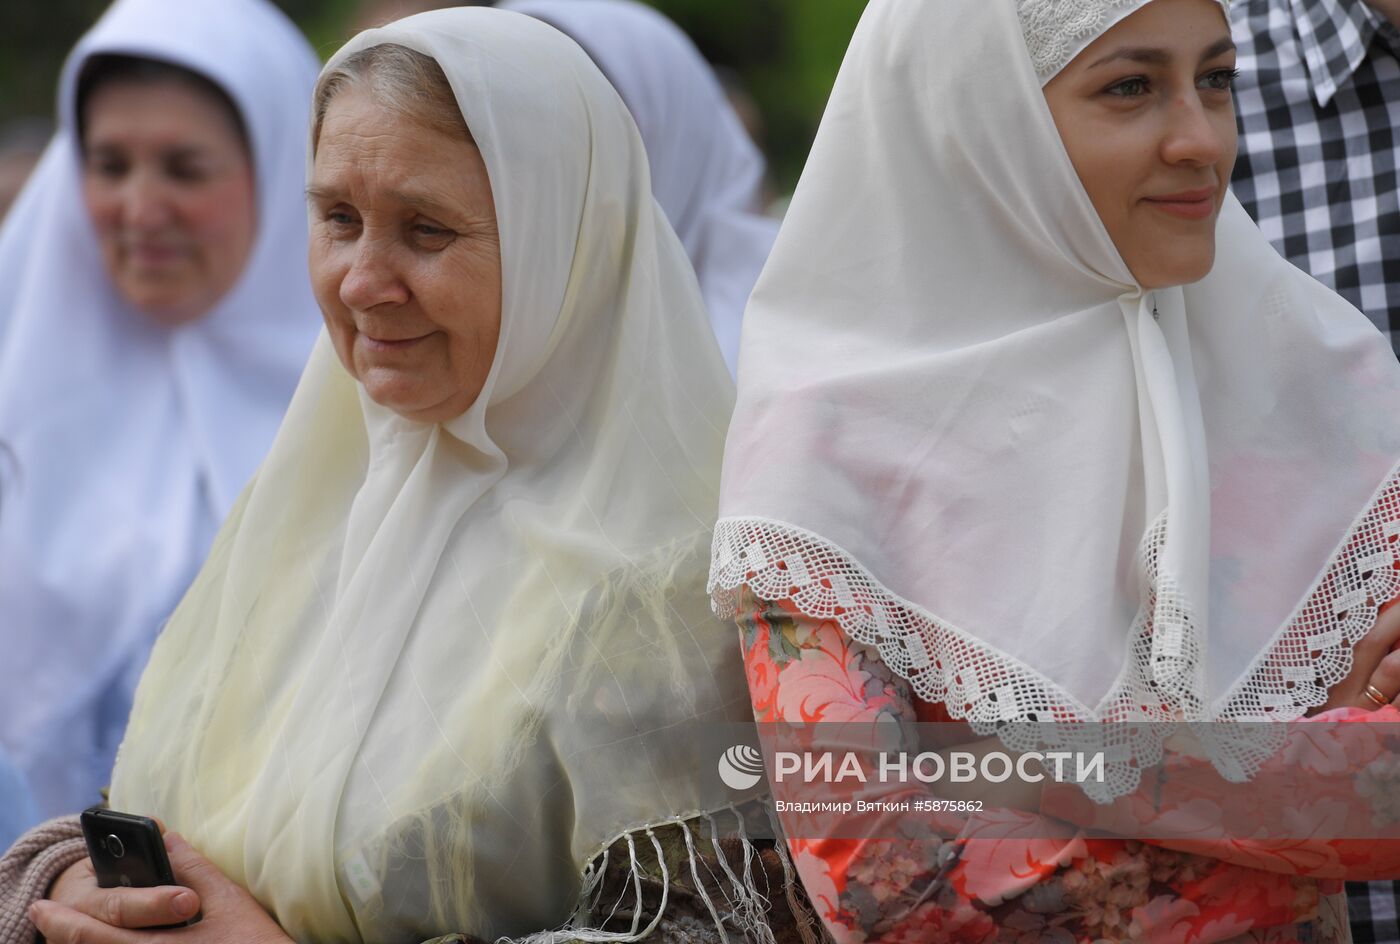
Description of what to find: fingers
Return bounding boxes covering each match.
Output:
[1357,648,1400,711]
[50,854,197,931]
[1357,599,1400,661]
[29,900,147,944]
[1374,650,1400,697]
[163,831,222,894]
[76,884,199,930]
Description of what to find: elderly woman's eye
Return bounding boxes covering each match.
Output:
[322,210,359,235]
[1105,77,1150,97]
[413,222,454,242]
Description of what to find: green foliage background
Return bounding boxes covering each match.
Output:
[0,0,868,193]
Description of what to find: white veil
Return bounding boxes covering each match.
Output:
[500,0,779,379]
[112,9,761,943]
[0,0,321,818]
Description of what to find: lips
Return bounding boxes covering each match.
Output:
[123,243,189,267]
[1143,187,1217,220]
[360,332,433,352]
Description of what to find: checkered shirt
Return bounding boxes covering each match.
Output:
[1230,0,1400,357]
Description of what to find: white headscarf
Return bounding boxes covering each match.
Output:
[112,9,754,943]
[500,0,778,379]
[710,0,1400,800]
[0,0,321,819]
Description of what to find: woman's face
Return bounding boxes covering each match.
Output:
[308,87,502,425]
[81,80,257,325]
[1043,0,1238,289]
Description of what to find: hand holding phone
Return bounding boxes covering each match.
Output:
[78,806,202,928]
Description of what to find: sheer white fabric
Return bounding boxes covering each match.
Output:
[111,9,753,943]
[710,0,1400,799]
[0,0,320,820]
[1018,0,1231,83]
[501,0,779,379]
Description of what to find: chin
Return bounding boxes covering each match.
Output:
[362,376,439,422]
[126,291,210,327]
[1134,247,1217,290]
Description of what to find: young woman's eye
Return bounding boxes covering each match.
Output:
[1199,68,1240,91]
[1105,77,1150,97]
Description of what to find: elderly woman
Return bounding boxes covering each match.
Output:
[500,0,779,379]
[0,0,321,825]
[5,9,805,944]
[710,0,1400,939]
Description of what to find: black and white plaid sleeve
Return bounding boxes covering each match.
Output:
[1230,0,1400,358]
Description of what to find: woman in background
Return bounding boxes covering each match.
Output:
[503,0,779,378]
[0,0,321,822]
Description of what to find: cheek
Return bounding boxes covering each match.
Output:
[80,180,122,240]
[436,265,502,376]
[1216,116,1239,182]
[181,178,257,272]
[1077,133,1147,223]
[307,238,340,312]
[308,243,356,333]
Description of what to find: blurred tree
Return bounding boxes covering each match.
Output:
[0,0,866,194]
[645,0,866,191]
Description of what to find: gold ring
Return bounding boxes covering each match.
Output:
[1364,684,1391,709]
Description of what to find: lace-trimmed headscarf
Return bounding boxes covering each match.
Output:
[711,0,1400,800]
[1019,0,1231,83]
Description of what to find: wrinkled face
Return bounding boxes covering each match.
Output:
[308,87,502,424]
[81,79,257,325]
[1044,0,1238,289]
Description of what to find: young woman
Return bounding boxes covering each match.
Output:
[711,0,1400,939]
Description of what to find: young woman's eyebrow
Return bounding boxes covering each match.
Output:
[1198,36,1237,63]
[1086,36,1236,71]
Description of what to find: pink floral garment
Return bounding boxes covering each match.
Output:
[737,589,1378,944]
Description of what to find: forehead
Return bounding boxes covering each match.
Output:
[1084,0,1231,54]
[83,80,243,148]
[310,87,491,212]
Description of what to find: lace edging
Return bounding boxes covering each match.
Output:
[1016,0,1150,81]
[1015,0,1231,82]
[709,462,1400,801]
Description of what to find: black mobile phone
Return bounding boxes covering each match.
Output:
[79,807,201,928]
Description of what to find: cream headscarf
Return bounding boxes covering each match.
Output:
[0,0,320,820]
[112,8,756,943]
[500,0,779,379]
[710,0,1400,800]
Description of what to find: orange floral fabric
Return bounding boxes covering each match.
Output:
[737,590,1384,943]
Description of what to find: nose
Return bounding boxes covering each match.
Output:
[1159,93,1227,169]
[120,170,175,230]
[339,239,410,312]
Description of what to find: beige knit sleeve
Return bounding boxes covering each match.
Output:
[0,816,86,944]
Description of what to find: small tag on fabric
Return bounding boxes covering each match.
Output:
[343,850,381,904]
